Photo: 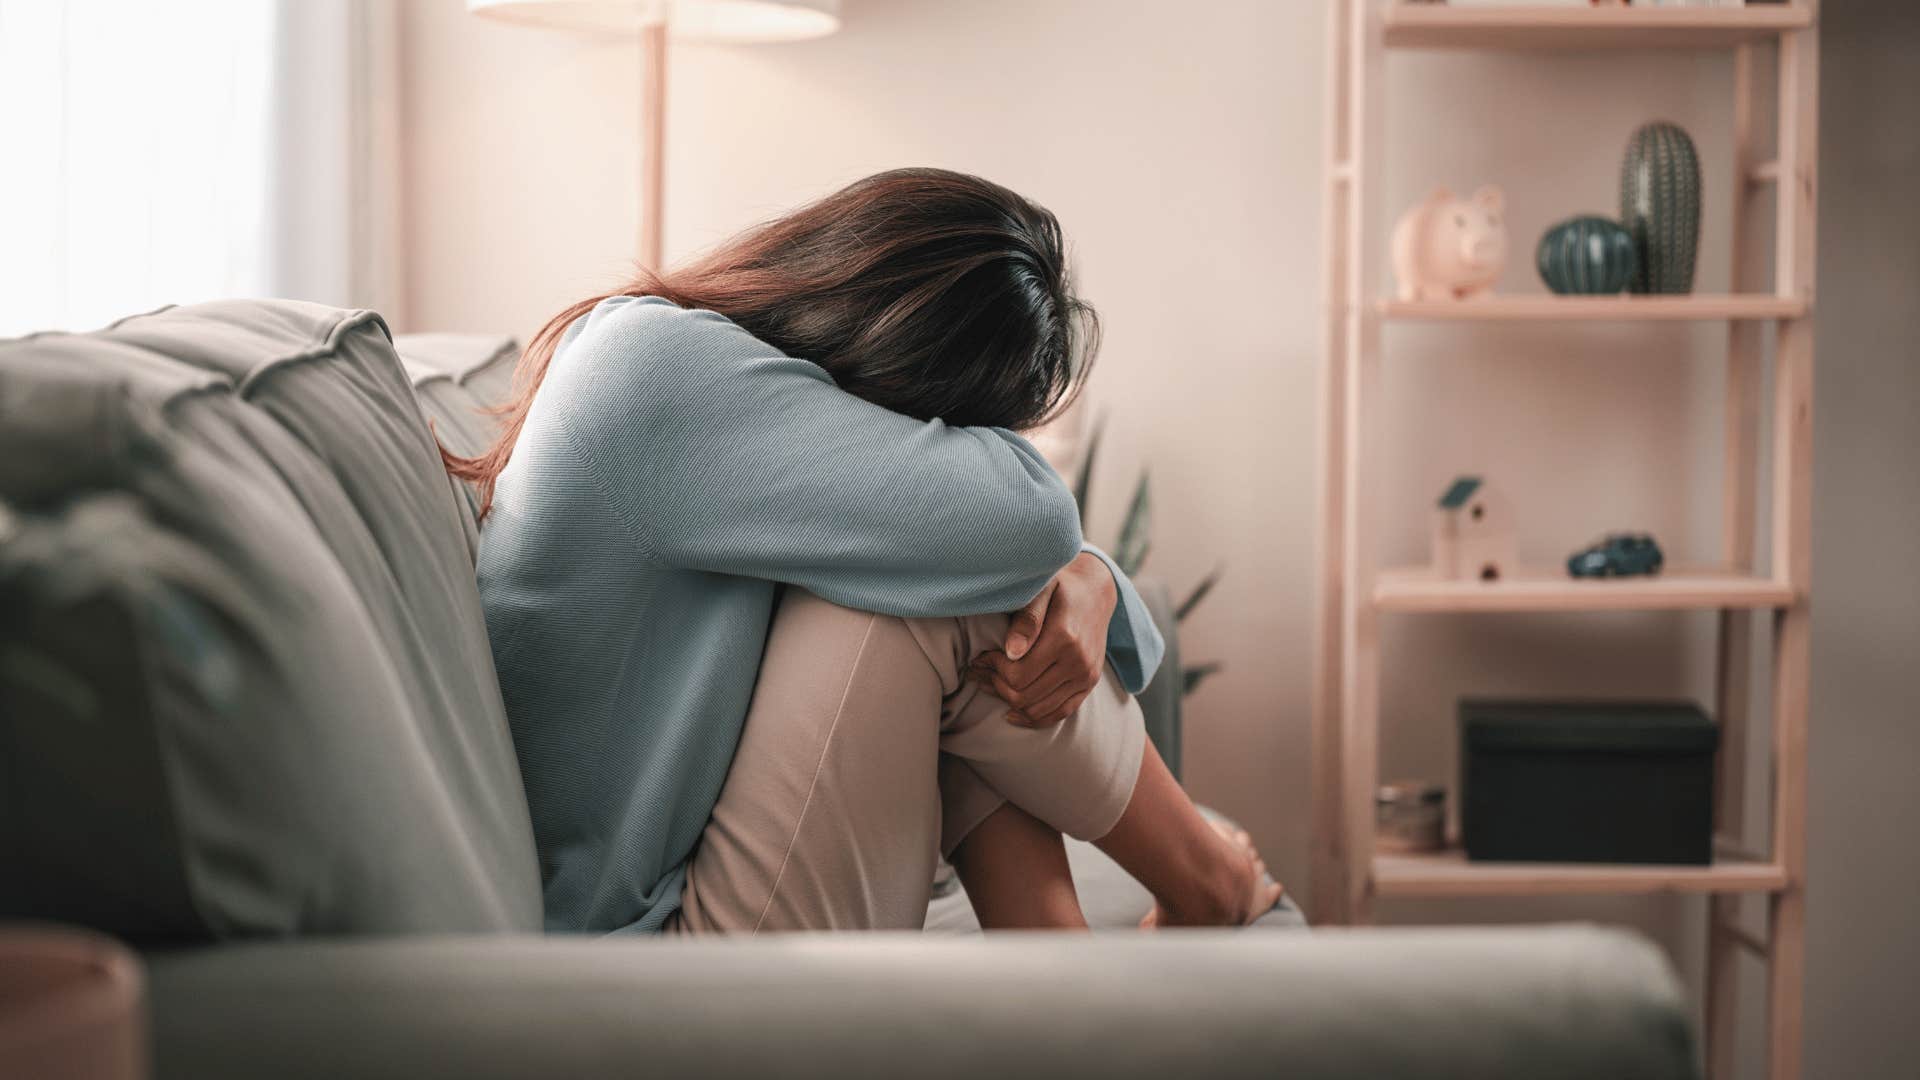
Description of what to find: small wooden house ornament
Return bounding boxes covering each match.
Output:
[1432,476,1515,582]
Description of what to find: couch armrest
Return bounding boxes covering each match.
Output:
[147,926,1696,1080]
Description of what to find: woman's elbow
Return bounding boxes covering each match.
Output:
[1030,486,1084,573]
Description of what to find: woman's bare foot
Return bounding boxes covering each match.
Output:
[1138,817,1284,929]
[1093,743,1284,930]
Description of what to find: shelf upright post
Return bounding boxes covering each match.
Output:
[1766,6,1818,1076]
[1706,36,1763,1080]
[1337,0,1389,926]
[1311,0,1357,926]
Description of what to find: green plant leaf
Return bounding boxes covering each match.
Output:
[1175,564,1224,623]
[1181,662,1222,697]
[1115,470,1150,575]
[1071,414,1105,522]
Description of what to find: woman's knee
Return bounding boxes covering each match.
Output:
[763,590,952,710]
[901,610,1009,694]
[769,589,1001,698]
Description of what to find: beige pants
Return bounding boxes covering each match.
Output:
[666,589,1146,934]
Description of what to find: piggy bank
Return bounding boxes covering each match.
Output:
[1391,186,1507,301]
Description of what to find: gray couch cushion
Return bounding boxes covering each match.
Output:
[392,331,517,455]
[0,301,543,940]
[146,928,1695,1080]
[391,332,518,538]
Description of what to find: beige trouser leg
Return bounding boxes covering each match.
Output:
[667,589,1146,934]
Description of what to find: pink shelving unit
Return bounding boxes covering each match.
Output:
[1311,4,1819,1077]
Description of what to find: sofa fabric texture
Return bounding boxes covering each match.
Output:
[388,330,518,534]
[0,301,543,940]
[146,927,1696,1080]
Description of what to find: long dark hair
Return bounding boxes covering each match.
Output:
[442,167,1100,518]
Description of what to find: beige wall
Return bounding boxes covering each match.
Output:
[400,1,1918,1073]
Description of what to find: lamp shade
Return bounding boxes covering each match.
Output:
[469,0,839,42]
[468,0,667,33]
[670,0,839,43]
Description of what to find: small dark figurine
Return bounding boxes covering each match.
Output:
[1567,533,1665,578]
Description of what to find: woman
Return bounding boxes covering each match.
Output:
[447,168,1281,934]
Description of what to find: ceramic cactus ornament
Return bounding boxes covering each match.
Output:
[1619,122,1701,294]
[1392,186,1507,301]
[1537,215,1637,295]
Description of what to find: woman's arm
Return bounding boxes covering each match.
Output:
[555,297,1082,619]
[972,544,1165,722]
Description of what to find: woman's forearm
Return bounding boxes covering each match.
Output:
[559,297,1087,617]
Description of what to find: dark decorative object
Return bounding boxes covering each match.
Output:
[1536,215,1637,295]
[1460,699,1717,865]
[1566,533,1664,578]
[1619,121,1701,294]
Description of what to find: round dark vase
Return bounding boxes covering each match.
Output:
[1537,215,1637,295]
[1619,121,1701,294]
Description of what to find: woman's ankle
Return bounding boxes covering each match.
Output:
[1094,745,1251,926]
[1149,829,1252,926]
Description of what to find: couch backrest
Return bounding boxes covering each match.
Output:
[0,301,543,940]
[388,330,519,531]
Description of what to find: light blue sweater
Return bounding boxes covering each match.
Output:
[477,295,1164,934]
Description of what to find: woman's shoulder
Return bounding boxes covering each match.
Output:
[569,294,760,368]
[565,294,832,396]
[554,294,833,446]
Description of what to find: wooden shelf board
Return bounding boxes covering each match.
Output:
[1374,567,1793,614]
[1382,5,1813,51]
[1379,294,1806,323]
[1373,848,1788,898]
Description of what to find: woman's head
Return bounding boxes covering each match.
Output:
[444,167,1098,517]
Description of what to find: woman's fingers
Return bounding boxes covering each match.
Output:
[1032,688,1091,728]
[967,655,1092,728]
[1014,683,1077,727]
[983,636,1060,692]
[970,656,1062,723]
[968,652,1084,725]
[981,624,1099,694]
[970,649,1050,694]
[1003,580,1056,661]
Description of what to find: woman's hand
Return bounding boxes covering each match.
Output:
[968,552,1116,727]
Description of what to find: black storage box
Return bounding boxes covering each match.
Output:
[1460,699,1717,864]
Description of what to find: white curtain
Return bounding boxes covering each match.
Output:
[0,0,401,339]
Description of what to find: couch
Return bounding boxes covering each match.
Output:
[0,300,1699,1078]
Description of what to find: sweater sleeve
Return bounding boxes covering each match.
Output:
[556,297,1083,619]
[1079,543,1165,694]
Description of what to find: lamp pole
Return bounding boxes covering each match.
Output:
[640,22,667,270]
[468,0,842,272]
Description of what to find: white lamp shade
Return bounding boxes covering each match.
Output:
[670,0,839,43]
[468,0,667,33]
[469,0,839,42]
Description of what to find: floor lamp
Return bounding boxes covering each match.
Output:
[468,0,841,270]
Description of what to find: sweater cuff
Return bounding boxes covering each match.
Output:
[1080,543,1166,694]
